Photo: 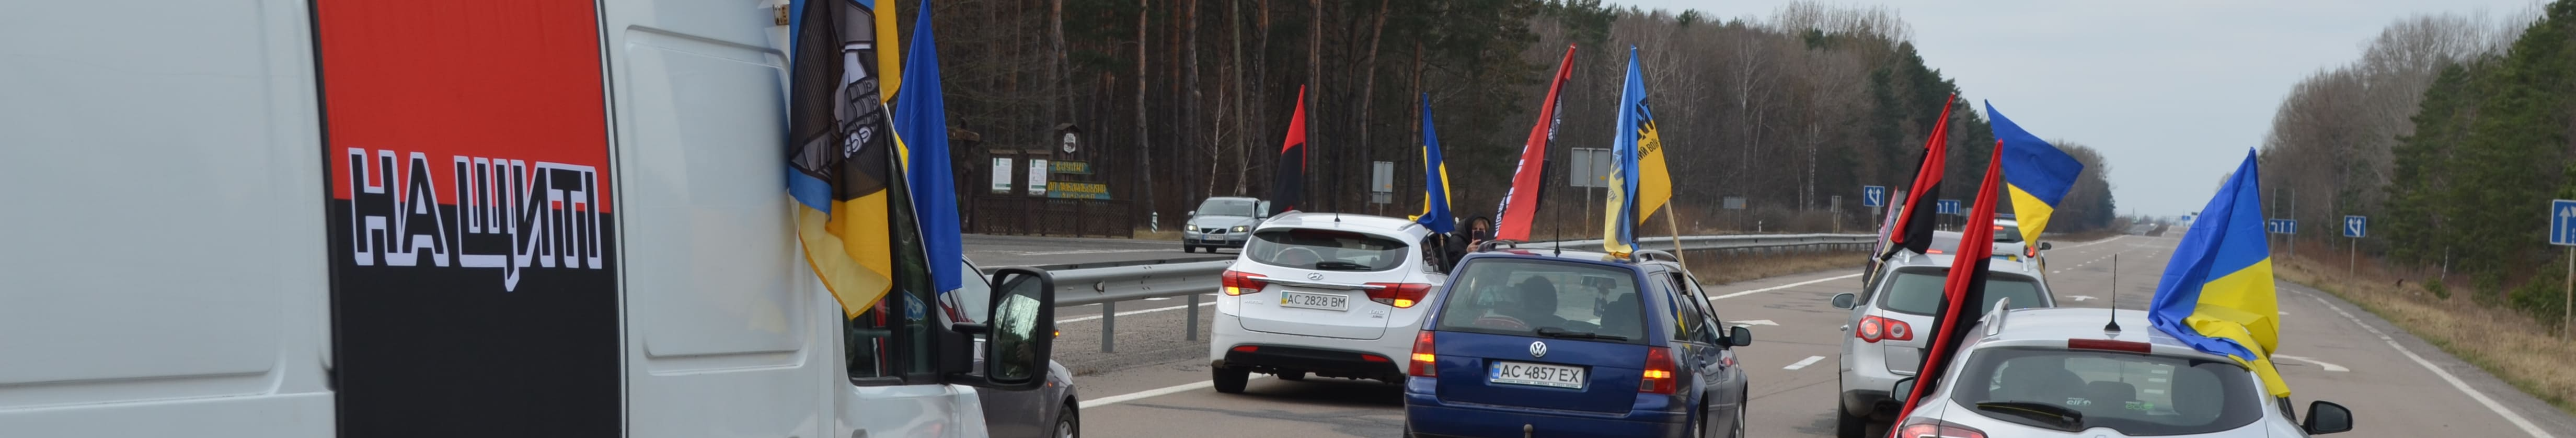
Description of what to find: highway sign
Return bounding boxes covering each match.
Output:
[1862,186,1888,207]
[1937,199,1961,216]
[2343,216,2366,238]
[2552,199,2576,246]
[2268,219,2297,235]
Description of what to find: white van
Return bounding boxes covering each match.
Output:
[0,1,1055,437]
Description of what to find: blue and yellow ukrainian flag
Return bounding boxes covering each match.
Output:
[1602,47,1671,256]
[1412,94,1455,234]
[2149,150,2290,397]
[891,0,964,294]
[787,0,911,318]
[1985,102,2084,244]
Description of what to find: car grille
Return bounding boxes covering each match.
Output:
[1202,228,1227,234]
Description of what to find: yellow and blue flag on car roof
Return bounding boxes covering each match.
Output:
[1602,47,1672,256]
[2149,150,2290,397]
[890,0,964,294]
[1411,94,1455,234]
[1985,102,2084,244]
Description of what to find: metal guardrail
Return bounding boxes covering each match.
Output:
[1039,233,1876,352]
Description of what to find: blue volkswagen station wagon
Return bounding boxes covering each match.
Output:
[1402,246,1753,438]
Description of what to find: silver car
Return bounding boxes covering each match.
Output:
[1184,197,1269,253]
[1887,307,2353,437]
[960,260,1081,438]
[1832,248,2055,438]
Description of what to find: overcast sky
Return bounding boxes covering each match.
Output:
[1607,0,2537,217]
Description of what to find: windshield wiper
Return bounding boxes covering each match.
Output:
[1313,261,1373,271]
[1535,327,1629,341]
[1973,401,2085,432]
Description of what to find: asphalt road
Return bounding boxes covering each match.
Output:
[965,233,1234,267]
[1033,234,2576,438]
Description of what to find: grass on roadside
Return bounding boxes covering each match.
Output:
[2272,255,2576,415]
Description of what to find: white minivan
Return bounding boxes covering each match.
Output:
[1209,212,1450,392]
[0,1,1056,437]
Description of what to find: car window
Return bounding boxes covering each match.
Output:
[1992,224,2023,243]
[1245,228,1409,272]
[1663,273,1705,342]
[1951,347,2262,435]
[1877,271,2050,316]
[952,261,992,323]
[1197,198,1259,217]
[1434,259,1645,343]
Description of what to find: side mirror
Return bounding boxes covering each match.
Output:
[2039,242,2054,250]
[1727,325,1753,346]
[2303,401,2352,434]
[1187,210,1196,217]
[948,267,1055,391]
[1890,377,1918,401]
[1831,293,1857,309]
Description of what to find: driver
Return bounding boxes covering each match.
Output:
[1515,277,1571,330]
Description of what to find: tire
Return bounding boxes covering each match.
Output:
[1275,371,1306,381]
[1730,392,1747,438]
[1053,404,1079,438]
[1213,366,1250,394]
[1834,400,1868,438]
[1691,407,1707,438]
[1182,245,1197,253]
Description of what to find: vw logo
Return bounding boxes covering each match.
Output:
[1529,341,1548,358]
[1306,273,1324,280]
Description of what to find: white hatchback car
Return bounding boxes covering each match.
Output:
[1209,212,1447,392]
[1889,307,2353,437]
[1832,246,2055,438]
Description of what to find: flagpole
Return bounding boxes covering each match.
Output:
[1665,209,1688,265]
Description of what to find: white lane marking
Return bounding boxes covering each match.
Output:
[2067,295,2097,302]
[1711,273,1863,300]
[1734,320,1779,327]
[1057,301,1216,323]
[2307,294,2556,438]
[1080,375,1272,409]
[2273,354,2350,372]
[1784,355,1827,370]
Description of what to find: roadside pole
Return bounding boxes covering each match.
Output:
[2562,246,2570,340]
[2344,216,2366,279]
[2550,199,2575,340]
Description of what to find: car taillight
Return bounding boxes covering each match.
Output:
[1366,282,1435,308]
[1895,417,1986,438]
[1856,316,1912,343]
[2025,244,2039,259]
[1639,346,1678,394]
[2068,339,2153,353]
[1222,270,1268,296]
[1408,331,1438,377]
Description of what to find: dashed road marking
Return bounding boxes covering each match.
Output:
[1711,273,1863,300]
[1784,356,1827,370]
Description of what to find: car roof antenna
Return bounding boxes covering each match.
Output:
[1546,164,1563,256]
[2104,253,2123,333]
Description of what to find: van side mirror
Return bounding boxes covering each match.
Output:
[1831,293,1857,309]
[2303,401,2352,434]
[1889,377,1918,402]
[1727,325,1752,346]
[946,267,1055,391]
[2039,242,2054,250]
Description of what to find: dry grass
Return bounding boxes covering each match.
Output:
[1684,249,1867,286]
[1130,227,1180,241]
[2272,254,2576,415]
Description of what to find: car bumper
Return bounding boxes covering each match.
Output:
[1404,396,1688,438]
[1183,234,1247,248]
[1839,351,1908,420]
[1210,313,1414,381]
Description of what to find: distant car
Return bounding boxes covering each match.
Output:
[1888,308,2352,437]
[1184,197,1269,253]
[960,259,1081,438]
[1210,212,1447,391]
[1402,247,1752,438]
[1829,248,2055,438]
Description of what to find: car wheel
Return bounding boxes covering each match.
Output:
[1691,407,1706,438]
[1834,400,1868,438]
[1275,371,1305,381]
[1212,366,1249,394]
[1182,245,1196,253]
[1730,393,1747,438]
[1053,404,1079,438]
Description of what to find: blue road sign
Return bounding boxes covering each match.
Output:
[1937,199,1962,215]
[1862,186,1888,208]
[2552,199,2576,246]
[2343,216,2367,238]
[2269,219,2297,235]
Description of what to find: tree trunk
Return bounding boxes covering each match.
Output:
[1351,0,1389,211]
[1230,0,1252,196]
[1049,0,1071,128]
[1136,0,1156,226]
[1307,0,1322,211]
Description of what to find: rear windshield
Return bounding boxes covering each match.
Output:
[1950,347,2261,435]
[1878,271,2047,316]
[1245,228,1409,272]
[1198,198,1259,217]
[1994,224,2023,243]
[1434,259,1646,343]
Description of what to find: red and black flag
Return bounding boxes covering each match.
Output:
[1882,94,1956,258]
[1887,141,2005,436]
[1269,85,1310,216]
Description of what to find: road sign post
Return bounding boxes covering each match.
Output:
[1938,199,1962,231]
[2269,219,2298,261]
[2344,216,2366,278]
[1862,185,1888,235]
[2552,200,2576,339]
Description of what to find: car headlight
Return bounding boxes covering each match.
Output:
[1232,226,1249,233]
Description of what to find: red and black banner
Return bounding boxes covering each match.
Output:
[1884,94,1955,258]
[1270,86,1310,216]
[1888,141,2005,433]
[316,1,619,436]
